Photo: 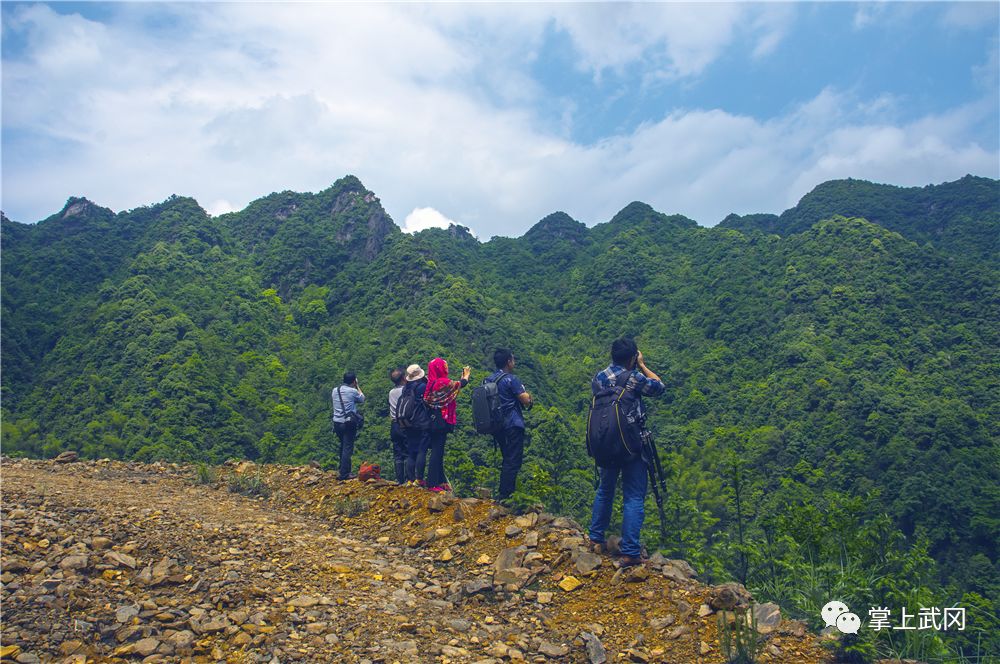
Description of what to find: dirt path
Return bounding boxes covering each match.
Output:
[1,458,834,663]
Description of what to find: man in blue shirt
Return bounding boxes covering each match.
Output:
[486,348,533,502]
[588,338,665,567]
[331,371,365,480]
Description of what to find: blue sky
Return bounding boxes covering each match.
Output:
[2,2,997,238]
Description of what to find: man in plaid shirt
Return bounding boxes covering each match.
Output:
[588,337,665,567]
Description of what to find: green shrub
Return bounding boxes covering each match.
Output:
[331,497,369,517]
[193,462,216,485]
[227,470,270,498]
[718,609,763,664]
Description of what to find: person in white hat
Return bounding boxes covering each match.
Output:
[399,364,430,484]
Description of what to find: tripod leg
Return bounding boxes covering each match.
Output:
[644,458,668,545]
[644,439,669,543]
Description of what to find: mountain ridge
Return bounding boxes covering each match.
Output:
[6,175,996,258]
[2,173,998,660]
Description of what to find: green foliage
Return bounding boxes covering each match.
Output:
[331,497,370,517]
[718,610,763,664]
[227,470,270,498]
[193,462,216,485]
[3,175,998,662]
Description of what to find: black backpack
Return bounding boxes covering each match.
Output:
[586,370,644,468]
[471,372,509,435]
[397,380,430,430]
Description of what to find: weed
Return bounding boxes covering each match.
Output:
[193,462,216,485]
[718,609,764,664]
[227,469,270,498]
[331,497,369,517]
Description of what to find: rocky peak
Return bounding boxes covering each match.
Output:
[319,177,397,261]
[62,197,93,218]
[53,197,114,223]
[446,224,476,241]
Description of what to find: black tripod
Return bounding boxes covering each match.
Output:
[641,430,670,544]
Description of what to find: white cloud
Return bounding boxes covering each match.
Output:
[548,3,790,80]
[207,199,237,217]
[853,3,890,30]
[402,207,459,234]
[942,3,999,30]
[749,5,796,59]
[1,3,996,236]
[973,39,999,91]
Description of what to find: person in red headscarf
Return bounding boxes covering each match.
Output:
[423,357,472,492]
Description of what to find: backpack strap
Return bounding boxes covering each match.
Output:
[484,370,506,385]
[610,368,634,393]
[488,371,516,408]
[336,386,348,415]
[612,368,648,427]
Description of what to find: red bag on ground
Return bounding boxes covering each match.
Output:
[358,462,381,482]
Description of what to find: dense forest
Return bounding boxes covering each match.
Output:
[3,175,998,661]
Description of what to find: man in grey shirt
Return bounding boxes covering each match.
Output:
[332,371,365,480]
[387,366,407,484]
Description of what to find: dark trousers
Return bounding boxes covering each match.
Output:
[333,421,358,480]
[494,426,525,501]
[425,430,449,488]
[405,428,430,483]
[390,421,407,484]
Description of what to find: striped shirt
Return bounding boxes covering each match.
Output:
[592,364,665,419]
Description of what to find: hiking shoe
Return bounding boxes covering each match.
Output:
[589,539,606,555]
[618,555,644,568]
[440,483,452,492]
[428,486,445,493]
[338,474,357,481]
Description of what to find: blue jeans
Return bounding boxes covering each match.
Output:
[588,457,647,557]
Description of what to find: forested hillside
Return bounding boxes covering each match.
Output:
[3,175,998,661]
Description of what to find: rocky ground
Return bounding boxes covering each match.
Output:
[1,457,835,663]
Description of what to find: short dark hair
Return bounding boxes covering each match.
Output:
[611,337,638,366]
[389,366,405,385]
[494,348,513,369]
[343,371,357,385]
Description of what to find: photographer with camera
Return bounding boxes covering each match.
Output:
[587,338,664,567]
[331,371,365,481]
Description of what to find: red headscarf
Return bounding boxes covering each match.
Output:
[424,357,461,425]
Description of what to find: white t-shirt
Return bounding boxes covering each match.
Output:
[388,385,404,420]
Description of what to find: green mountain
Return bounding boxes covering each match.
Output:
[3,175,998,660]
[719,175,999,259]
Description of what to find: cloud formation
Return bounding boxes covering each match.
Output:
[402,207,460,234]
[1,3,996,237]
